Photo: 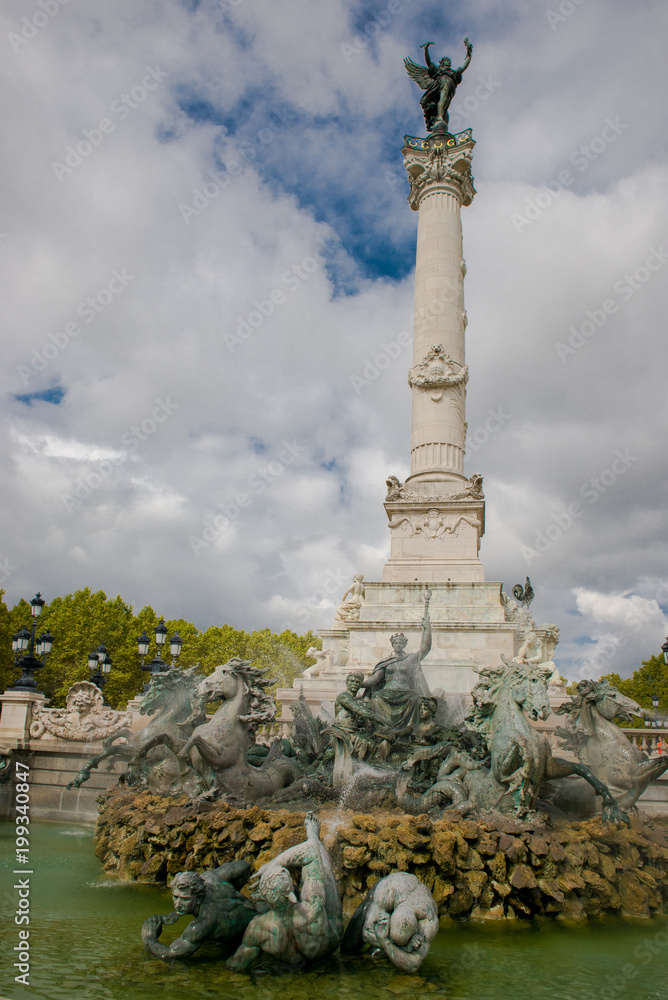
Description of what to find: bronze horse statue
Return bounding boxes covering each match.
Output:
[397,660,629,822]
[546,679,668,815]
[67,666,205,791]
[131,657,303,802]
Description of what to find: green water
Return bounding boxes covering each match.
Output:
[1,822,667,1000]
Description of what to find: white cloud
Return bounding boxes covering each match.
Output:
[1,0,667,682]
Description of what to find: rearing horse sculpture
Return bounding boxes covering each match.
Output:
[397,660,629,821]
[549,679,668,815]
[67,666,205,791]
[132,657,303,802]
[462,661,629,821]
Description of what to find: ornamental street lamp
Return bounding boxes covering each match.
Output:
[137,619,182,679]
[11,593,54,692]
[88,643,112,690]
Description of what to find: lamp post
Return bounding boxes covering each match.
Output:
[11,593,54,692]
[137,619,182,680]
[88,643,112,691]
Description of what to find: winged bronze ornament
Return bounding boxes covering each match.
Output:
[404,38,473,133]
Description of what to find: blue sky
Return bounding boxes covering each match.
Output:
[2,0,668,684]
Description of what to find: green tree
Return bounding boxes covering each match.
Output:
[1,588,322,711]
[0,590,17,694]
[21,589,138,707]
[602,651,668,721]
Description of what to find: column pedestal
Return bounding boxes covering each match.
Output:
[0,690,48,742]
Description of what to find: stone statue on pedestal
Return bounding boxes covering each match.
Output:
[334,574,365,624]
[404,39,473,133]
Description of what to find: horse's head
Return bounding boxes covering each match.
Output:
[196,657,251,702]
[196,657,277,734]
[562,679,643,725]
[469,660,552,730]
[140,667,193,716]
[510,663,552,722]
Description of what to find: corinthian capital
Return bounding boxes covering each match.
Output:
[403,142,476,210]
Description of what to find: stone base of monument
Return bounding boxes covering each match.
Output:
[277,581,519,720]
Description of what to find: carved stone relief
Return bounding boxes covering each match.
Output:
[30,681,132,741]
[389,510,481,539]
[408,345,469,402]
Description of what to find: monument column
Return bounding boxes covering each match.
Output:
[382,130,484,583]
[404,132,475,488]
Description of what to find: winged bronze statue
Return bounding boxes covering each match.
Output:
[404,38,473,134]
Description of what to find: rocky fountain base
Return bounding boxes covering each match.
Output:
[95,789,668,921]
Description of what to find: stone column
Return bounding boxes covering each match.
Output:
[403,131,475,490]
[382,131,484,583]
[0,690,47,741]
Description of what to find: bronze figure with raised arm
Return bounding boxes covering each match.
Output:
[404,38,473,133]
[359,589,433,735]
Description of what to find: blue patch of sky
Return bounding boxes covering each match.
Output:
[217,108,417,284]
[14,386,65,406]
[175,89,228,126]
[250,438,267,454]
[156,124,178,143]
[573,635,597,646]
[320,459,337,472]
[174,5,506,282]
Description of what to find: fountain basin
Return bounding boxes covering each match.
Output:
[2,819,667,1000]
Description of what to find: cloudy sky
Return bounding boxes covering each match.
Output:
[2,0,667,683]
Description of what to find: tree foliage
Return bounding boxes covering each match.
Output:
[602,651,668,723]
[1,588,321,709]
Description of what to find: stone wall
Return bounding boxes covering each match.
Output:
[0,740,126,824]
[95,789,668,920]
